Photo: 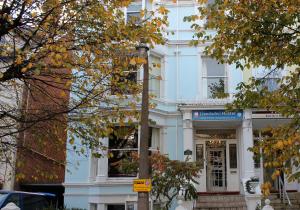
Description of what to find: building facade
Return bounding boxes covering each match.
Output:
[64,1,300,210]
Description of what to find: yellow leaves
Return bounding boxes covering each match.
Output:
[27,63,33,69]
[60,91,66,98]
[130,58,137,65]
[31,12,37,18]
[275,140,284,150]
[0,72,3,79]
[21,67,27,73]
[55,54,62,60]
[69,138,74,145]
[158,6,169,15]
[261,182,272,197]
[65,80,72,88]
[25,0,33,5]
[130,57,146,66]
[156,75,162,80]
[15,55,22,65]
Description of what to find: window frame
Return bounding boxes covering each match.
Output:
[108,126,139,178]
[149,55,163,99]
[107,126,161,178]
[125,1,142,23]
[110,69,139,96]
[201,56,228,99]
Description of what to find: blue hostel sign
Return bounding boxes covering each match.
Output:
[192,110,243,121]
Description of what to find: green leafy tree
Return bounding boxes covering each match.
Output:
[185,0,300,195]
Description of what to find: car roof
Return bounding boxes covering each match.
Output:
[0,190,56,197]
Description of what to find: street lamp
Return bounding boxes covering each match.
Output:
[136,43,150,210]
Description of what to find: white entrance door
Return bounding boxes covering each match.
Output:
[207,148,226,192]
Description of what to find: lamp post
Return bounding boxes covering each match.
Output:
[136,43,150,210]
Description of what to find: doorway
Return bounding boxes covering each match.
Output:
[206,143,226,192]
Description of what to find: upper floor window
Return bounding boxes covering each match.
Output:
[149,55,162,98]
[253,67,282,92]
[202,57,228,99]
[149,127,160,151]
[126,1,142,23]
[259,71,281,92]
[110,66,138,95]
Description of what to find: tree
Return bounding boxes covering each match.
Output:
[208,78,228,99]
[150,153,199,210]
[0,0,168,183]
[185,0,300,194]
[121,152,200,210]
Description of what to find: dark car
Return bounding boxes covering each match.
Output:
[0,191,57,210]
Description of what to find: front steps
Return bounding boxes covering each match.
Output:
[195,194,247,210]
[267,192,300,210]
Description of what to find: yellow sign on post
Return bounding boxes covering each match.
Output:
[133,179,152,192]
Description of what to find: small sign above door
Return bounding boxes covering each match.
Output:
[192,110,243,121]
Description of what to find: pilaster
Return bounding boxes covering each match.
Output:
[96,137,108,182]
[240,109,255,179]
[183,110,193,161]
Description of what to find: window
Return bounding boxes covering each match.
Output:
[207,0,215,5]
[202,57,228,99]
[148,127,160,151]
[254,68,281,92]
[108,126,161,177]
[111,69,138,95]
[149,56,162,98]
[90,155,98,179]
[196,144,204,169]
[253,130,272,168]
[108,127,138,177]
[126,1,142,23]
[126,201,136,210]
[108,204,125,210]
[253,138,261,168]
[90,203,97,210]
[258,76,280,92]
[23,195,49,210]
[3,194,20,207]
[229,144,237,169]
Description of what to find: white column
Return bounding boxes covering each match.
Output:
[96,137,108,182]
[183,110,193,161]
[240,109,255,179]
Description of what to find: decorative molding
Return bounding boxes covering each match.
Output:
[178,98,233,109]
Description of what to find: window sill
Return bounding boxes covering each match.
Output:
[92,177,137,186]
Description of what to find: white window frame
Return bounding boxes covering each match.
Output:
[149,55,163,99]
[201,56,228,99]
[107,126,139,178]
[125,0,143,23]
